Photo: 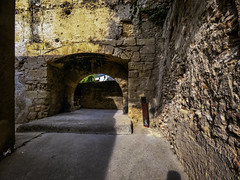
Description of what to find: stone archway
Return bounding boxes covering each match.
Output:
[47,53,128,116]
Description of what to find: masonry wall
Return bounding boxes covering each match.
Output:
[74,81,123,109]
[15,0,172,123]
[0,0,15,158]
[153,0,240,179]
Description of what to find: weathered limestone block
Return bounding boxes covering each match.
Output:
[131,52,140,62]
[104,45,114,55]
[116,40,124,46]
[123,38,136,46]
[121,51,133,60]
[40,78,48,84]
[143,90,155,100]
[140,53,155,62]
[137,38,155,45]
[37,90,49,99]
[128,62,143,70]
[126,46,140,52]
[139,77,151,90]
[145,80,156,91]
[143,62,154,70]
[28,69,47,79]
[33,98,49,106]
[24,57,42,70]
[36,56,46,64]
[122,21,134,37]
[25,91,37,99]
[34,105,42,112]
[26,43,44,50]
[113,47,123,57]
[102,39,116,46]
[140,45,155,54]
[129,71,139,78]
[128,90,139,101]
[139,70,152,77]
[128,78,140,91]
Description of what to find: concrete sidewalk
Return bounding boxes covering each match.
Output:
[17,109,132,135]
[0,131,188,180]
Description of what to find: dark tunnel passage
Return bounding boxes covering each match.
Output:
[47,53,128,116]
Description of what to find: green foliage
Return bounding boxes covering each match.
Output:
[130,0,170,27]
[140,7,169,26]
[80,74,97,83]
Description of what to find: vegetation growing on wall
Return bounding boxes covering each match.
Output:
[140,7,169,26]
[80,74,97,83]
[130,0,171,27]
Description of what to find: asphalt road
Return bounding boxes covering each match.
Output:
[1,109,188,180]
[0,132,188,180]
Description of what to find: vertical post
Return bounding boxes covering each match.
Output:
[141,97,150,127]
[0,0,15,158]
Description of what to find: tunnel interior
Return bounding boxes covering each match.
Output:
[74,74,123,110]
[47,53,128,116]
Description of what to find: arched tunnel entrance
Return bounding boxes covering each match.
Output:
[47,53,128,116]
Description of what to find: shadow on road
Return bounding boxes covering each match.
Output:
[167,170,181,180]
[0,110,123,180]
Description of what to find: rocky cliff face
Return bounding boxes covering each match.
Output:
[154,0,240,179]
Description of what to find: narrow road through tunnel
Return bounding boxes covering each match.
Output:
[47,53,128,117]
[16,53,131,134]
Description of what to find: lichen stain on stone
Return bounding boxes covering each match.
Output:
[15,0,119,56]
[52,6,111,42]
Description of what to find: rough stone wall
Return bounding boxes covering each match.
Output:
[15,56,50,122]
[126,0,173,121]
[74,81,123,109]
[153,0,240,179]
[47,63,65,116]
[15,0,172,123]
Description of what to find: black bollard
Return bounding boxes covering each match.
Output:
[141,97,150,127]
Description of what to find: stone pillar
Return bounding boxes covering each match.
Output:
[128,38,156,124]
[0,0,15,157]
